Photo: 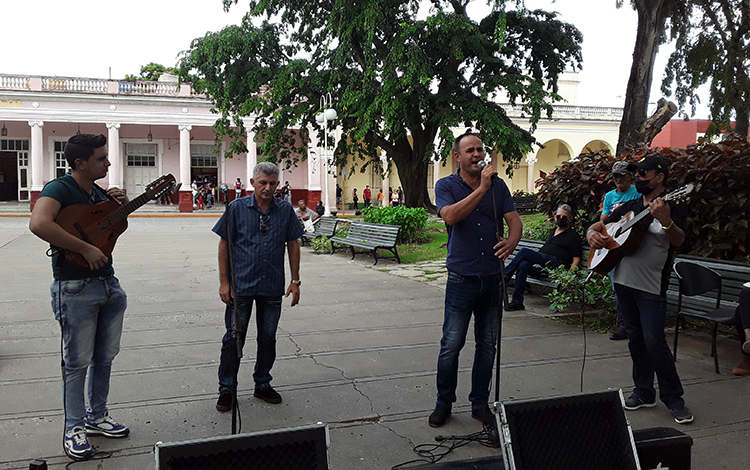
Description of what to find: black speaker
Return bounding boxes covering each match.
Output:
[633,427,692,470]
[154,423,329,470]
[497,389,639,470]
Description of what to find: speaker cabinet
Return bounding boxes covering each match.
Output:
[155,423,329,470]
[497,389,640,470]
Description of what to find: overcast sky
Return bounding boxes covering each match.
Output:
[1,0,708,118]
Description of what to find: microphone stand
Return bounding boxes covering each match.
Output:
[226,204,243,435]
[489,176,507,405]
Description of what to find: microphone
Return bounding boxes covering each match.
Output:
[477,160,498,181]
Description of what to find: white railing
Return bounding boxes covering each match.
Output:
[118,81,179,95]
[502,104,623,121]
[42,77,108,93]
[0,75,30,90]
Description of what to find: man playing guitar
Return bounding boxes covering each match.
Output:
[587,155,693,424]
[29,134,130,461]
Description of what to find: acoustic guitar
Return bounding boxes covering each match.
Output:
[54,174,179,269]
[587,184,694,275]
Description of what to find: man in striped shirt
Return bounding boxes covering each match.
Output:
[212,162,304,411]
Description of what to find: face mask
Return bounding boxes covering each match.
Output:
[556,215,569,227]
[635,178,655,195]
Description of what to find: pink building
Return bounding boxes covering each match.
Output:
[0,74,322,211]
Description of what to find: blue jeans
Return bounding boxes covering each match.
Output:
[219,296,282,391]
[615,284,685,408]
[504,248,561,305]
[436,271,500,410]
[50,277,127,431]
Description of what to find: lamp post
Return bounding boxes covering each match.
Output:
[315,93,337,217]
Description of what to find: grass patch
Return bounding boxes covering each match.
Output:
[399,231,448,264]
[550,312,619,334]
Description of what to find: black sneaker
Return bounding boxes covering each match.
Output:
[609,327,628,341]
[216,390,232,412]
[428,405,451,428]
[505,301,525,311]
[623,395,656,410]
[670,405,694,424]
[254,385,282,404]
[471,407,496,429]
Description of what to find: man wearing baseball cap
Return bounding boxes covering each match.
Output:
[587,155,693,424]
[601,161,640,341]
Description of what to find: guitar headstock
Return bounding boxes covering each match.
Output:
[145,174,177,201]
[664,184,694,203]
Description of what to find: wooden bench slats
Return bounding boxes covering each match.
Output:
[330,221,401,265]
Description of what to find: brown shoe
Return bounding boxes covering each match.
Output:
[732,356,750,376]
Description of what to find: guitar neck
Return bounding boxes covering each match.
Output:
[102,192,153,226]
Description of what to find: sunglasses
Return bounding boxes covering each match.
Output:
[636,169,649,177]
[259,214,270,235]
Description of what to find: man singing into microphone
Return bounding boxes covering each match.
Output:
[429,132,522,428]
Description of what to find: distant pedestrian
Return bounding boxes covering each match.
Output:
[235,178,242,200]
[363,185,372,207]
[336,184,342,209]
[352,188,359,210]
[377,189,383,206]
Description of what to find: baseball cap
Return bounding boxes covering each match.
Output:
[611,161,631,176]
[627,155,669,179]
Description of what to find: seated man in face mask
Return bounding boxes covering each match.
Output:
[505,204,583,311]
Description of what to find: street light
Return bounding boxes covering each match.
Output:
[316,93,337,217]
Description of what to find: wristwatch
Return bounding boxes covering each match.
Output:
[291,280,301,286]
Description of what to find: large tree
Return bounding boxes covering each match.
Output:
[661,0,750,139]
[179,0,582,209]
[615,0,680,155]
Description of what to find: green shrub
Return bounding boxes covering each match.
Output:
[521,214,554,241]
[361,206,429,244]
[544,266,616,315]
[309,235,332,254]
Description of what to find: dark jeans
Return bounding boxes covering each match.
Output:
[504,248,561,305]
[615,284,685,408]
[436,271,500,411]
[218,296,282,392]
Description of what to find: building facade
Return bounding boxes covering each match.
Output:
[0,72,707,212]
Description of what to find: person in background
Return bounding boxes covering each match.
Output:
[378,189,384,206]
[315,200,325,218]
[601,161,640,341]
[504,204,582,311]
[352,188,359,210]
[363,185,372,207]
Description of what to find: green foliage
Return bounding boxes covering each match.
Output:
[545,267,617,315]
[537,137,750,260]
[361,206,428,244]
[398,231,449,264]
[309,235,332,254]
[521,213,554,241]
[662,1,750,138]
[512,189,535,197]
[180,1,582,207]
[124,62,179,81]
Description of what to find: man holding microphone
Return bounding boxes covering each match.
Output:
[429,132,522,428]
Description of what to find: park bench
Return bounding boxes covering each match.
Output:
[330,221,401,265]
[300,217,339,247]
[513,196,538,214]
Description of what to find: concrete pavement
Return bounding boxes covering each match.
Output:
[1,216,749,469]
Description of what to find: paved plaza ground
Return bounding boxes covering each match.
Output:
[1,214,749,469]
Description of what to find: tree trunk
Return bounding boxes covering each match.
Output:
[616,0,675,156]
[735,107,750,139]
[635,98,678,145]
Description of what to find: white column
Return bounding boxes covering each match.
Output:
[178,125,192,187]
[29,121,44,190]
[106,123,121,189]
[526,155,538,193]
[247,130,257,184]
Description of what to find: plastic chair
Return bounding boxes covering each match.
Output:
[673,261,740,374]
